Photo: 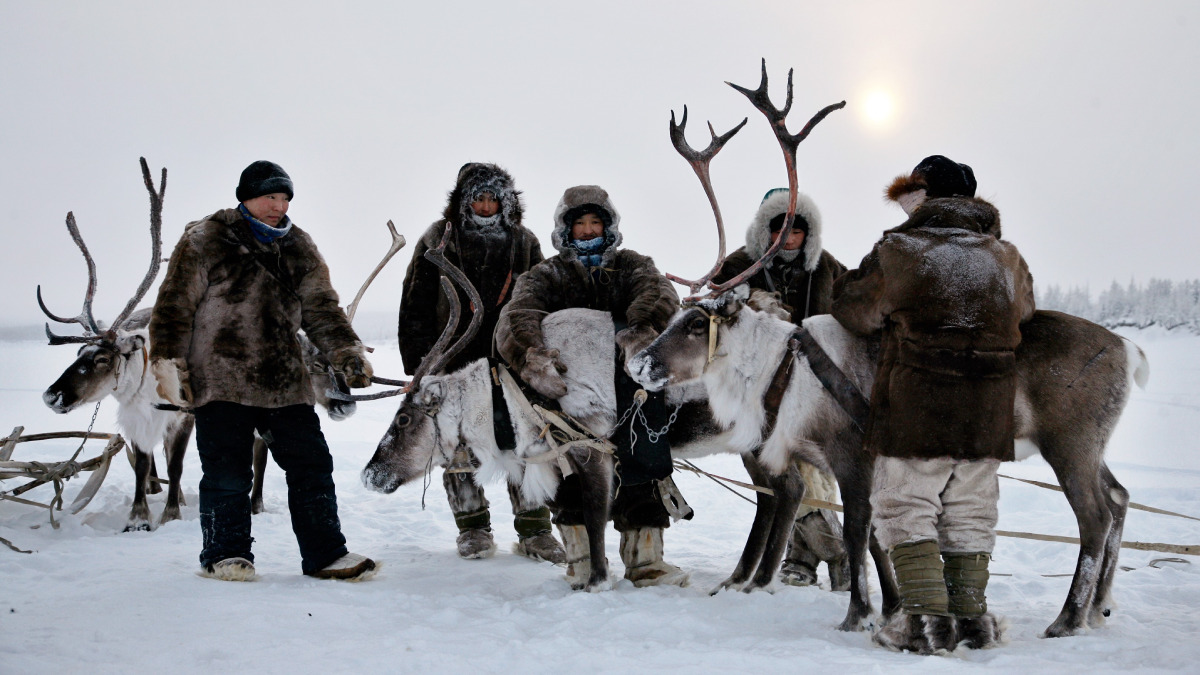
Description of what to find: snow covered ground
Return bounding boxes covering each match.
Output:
[2,328,1198,673]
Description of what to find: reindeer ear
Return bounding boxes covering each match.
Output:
[715,284,750,317]
[117,333,146,353]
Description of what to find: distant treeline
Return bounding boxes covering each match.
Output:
[1037,279,1200,334]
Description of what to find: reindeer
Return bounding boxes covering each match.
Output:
[41,163,401,529]
[627,63,1150,638]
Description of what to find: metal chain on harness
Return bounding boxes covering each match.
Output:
[609,388,682,449]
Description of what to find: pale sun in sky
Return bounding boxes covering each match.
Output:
[860,89,896,129]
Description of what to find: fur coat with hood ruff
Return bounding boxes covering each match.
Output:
[496,185,679,375]
[712,189,847,324]
[831,187,1035,462]
[397,163,544,375]
[149,208,365,409]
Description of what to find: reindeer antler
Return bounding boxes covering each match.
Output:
[704,59,845,295]
[662,107,747,296]
[38,158,168,345]
[37,211,103,343]
[346,220,406,324]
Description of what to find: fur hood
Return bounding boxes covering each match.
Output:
[550,185,623,267]
[745,188,824,273]
[443,163,524,233]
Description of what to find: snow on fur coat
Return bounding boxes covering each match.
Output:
[149,208,365,409]
[712,189,847,324]
[495,185,679,375]
[831,196,1035,462]
[397,163,544,375]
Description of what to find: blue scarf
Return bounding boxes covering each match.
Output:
[570,235,608,268]
[238,203,293,243]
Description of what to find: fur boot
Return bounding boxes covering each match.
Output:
[619,527,689,588]
[873,612,957,655]
[201,556,256,582]
[456,528,497,559]
[307,553,378,581]
[944,551,1005,649]
[558,524,598,590]
[512,506,566,563]
[779,510,850,590]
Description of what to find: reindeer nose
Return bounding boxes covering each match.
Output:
[43,390,66,412]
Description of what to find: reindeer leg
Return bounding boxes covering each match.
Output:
[1041,454,1113,638]
[124,445,153,532]
[745,459,805,591]
[251,435,268,515]
[870,527,901,619]
[836,453,878,632]
[158,415,193,524]
[1089,462,1129,626]
[712,453,778,593]
[575,451,613,592]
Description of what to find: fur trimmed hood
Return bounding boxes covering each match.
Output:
[745,188,824,273]
[443,162,524,232]
[550,185,623,266]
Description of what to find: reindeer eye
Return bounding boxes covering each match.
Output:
[688,316,708,333]
[395,413,411,428]
[94,354,111,367]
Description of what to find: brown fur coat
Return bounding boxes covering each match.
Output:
[149,208,363,408]
[397,164,543,374]
[832,197,1036,461]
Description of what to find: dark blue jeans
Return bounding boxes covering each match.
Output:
[193,402,348,574]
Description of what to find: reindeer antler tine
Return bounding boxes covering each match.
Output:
[112,158,166,329]
[346,219,407,324]
[61,211,102,334]
[422,228,485,373]
[404,276,462,393]
[36,285,74,325]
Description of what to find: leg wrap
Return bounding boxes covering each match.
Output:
[513,506,553,539]
[944,552,990,618]
[453,507,491,533]
[890,540,951,617]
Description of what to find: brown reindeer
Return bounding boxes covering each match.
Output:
[628,63,1149,637]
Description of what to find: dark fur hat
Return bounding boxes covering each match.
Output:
[236,160,294,202]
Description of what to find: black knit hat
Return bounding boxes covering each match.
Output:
[236,160,294,202]
[912,155,976,199]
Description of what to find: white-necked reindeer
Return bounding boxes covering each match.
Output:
[627,64,1150,637]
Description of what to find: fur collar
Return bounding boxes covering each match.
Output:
[744,189,824,273]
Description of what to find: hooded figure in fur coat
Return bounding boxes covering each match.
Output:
[712,188,851,590]
[397,162,564,564]
[832,155,1035,654]
[495,185,689,588]
[150,160,376,582]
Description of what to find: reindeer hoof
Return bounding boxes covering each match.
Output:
[123,521,152,533]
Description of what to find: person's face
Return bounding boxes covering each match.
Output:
[471,192,500,218]
[243,193,290,226]
[770,227,806,251]
[571,213,605,241]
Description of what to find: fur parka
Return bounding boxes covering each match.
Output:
[149,208,364,408]
[712,189,847,324]
[831,196,1035,461]
[496,186,678,375]
[397,164,544,374]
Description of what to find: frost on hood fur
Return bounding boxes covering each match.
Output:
[550,185,623,267]
[745,188,823,273]
[445,162,524,235]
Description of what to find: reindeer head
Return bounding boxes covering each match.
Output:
[40,159,165,413]
[630,285,749,390]
[361,222,483,494]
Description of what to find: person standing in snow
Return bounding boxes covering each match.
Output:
[397,162,565,563]
[496,185,689,588]
[150,160,377,581]
[711,187,851,590]
[831,155,1035,653]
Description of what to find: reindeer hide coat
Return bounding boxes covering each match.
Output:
[496,187,679,375]
[150,208,364,408]
[712,189,847,324]
[397,164,544,375]
[831,197,1035,462]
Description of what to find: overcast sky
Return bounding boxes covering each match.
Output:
[2,1,1196,331]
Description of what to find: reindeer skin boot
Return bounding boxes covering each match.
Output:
[874,540,957,655]
[558,524,603,590]
[512,506,566,564]
[619,527,689,588]
[945,552,1004,649]
[453,507,497,560]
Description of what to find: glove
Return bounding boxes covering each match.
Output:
[330,345,374,389]
[151,357,193,407]
[520,346,568,399]
[615,324,659,376]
